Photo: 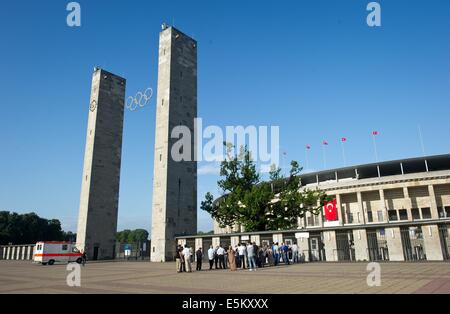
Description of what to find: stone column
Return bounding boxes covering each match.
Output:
[250,235,261,246]
[12,247,16,260]
[6,247,10,260]
[403,187,413,221]
[323,231,337,262]
[28,246,33,260]
[385,227,404,261]
[352,229,369,261]
[356,192,366,225]
[422,225,444,261]
[297,237,310,262]
[336,194,344,225]
[428,185,439,219]
[195,238,203,251]
[212,237,220,248]
[379,189,388,223]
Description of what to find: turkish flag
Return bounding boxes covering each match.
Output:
[324,199,338,221]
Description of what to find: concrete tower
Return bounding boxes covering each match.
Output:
[76,68,126,260]
[151,26,198,262]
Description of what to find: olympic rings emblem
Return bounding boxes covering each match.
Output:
[126,87,154,111]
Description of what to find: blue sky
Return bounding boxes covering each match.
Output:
[1,0,449,233]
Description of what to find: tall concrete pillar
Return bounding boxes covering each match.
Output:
[6,247,10,260]
[423,225,444,261]
[76,68,127,260]
[250,235,261,246]
[297,237,310,262]
[150,26,198,262]
[323,231,337,261]
[353,229,369,261]
[428,185,440,219]
[12,247,16,260]
[386,227,404,261]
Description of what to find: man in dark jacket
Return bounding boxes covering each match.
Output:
[196,248,203,271]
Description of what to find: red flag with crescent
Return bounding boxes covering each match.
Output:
[324,199,338,221]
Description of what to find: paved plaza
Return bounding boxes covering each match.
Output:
[0,261,449,294]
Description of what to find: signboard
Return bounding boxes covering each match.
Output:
[241,236,250,241]
[295,232,310,239]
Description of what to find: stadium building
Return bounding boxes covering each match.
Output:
[177,154,450,262]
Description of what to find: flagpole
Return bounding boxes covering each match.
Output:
[341,140,347,166]
[305,147,310,171]
[322,144,327,170]
[418,124,426,156]
[372,133,379,162]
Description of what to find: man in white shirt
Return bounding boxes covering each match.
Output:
[182,246,192,272]
[292,243,299,263]
[207,246,215,270]
[247,243,256,271]
[237,244,246,269]
[216,245,225,269]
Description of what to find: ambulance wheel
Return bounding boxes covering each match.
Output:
[48,260,55,266]
[76,258,82,264]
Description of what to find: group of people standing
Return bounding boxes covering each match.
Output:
[175,242,303,273]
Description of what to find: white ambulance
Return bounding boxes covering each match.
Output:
[33,242,83,266]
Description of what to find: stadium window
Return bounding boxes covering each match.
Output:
[367,211,373,222]
[412,208,421,220]
[421,207,431,219]
[399,209,408,221]
[388,210,398,221]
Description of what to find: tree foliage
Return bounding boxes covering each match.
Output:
[116,229,149,243]
[201,145,331,232]
[0,211,69,245]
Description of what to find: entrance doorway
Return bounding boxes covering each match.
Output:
[335,231,355,261]
[93,246,99,261]
[367,228,389,261]
[308,234,325,261]
[400,226,426,261]
[438,224,450,260]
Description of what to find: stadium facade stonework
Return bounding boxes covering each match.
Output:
[178,154,450,263]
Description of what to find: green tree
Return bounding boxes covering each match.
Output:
[0,211,65,245]
[201,145,330,232]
